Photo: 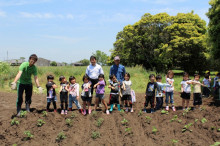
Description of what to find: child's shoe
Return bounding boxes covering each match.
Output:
[68,108,72,111]
[26,104,30,112]
[79,109,83,114]
[130,108,134,113]
[88,109,92,114]
[165,106,169,111]
[65,110,68,115]
[83,109,86,115]
[151,108,155,113]
[61,110,65,115]
[172,106,176,112]
[106,110,110,115]
[125,107,129,112]
[110,104,114,112]
[54,109,57,113]
[143,108,147,113]
[117,104,121,111]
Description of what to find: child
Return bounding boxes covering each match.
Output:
[94,74,110,114]
[46,75,57,112]
[59,76,68,115]
[108,75,121,112]
[192,74,205,110]
[202,73,211,98]
[122,73,133,112]
[213,73,220,99]
[67,76,83,114]
[213,72,219,89]
[81,75,92,115]
[165,70,176,111]
[180,72,192,110]
[144,74,157,113]
[155,75,171,111]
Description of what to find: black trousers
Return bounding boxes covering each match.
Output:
[16,83,33,108]
[156,97,163,110]
[145,96,155,108]
[90,79,99,96]
[110,94,119,104]
[203,87,210,97]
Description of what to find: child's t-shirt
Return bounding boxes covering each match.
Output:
[156,82,171,97]
[146,82,157,97]
[122,80,132,95]
[180,80,191,93]
[96,80,105,94]
[110,81,119,94]
[69,83,79,97]
[81,82,92,97]
[46,81,56,98]
[193,80,201,93]
[60,82,68,93]
[166,78,174,92]
[203,78,211,87]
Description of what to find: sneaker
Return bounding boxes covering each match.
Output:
[172,106,176,112]
[17,111,21,117]
[65,110,68,115]
[54,109,57,113]
[143,108,147,113]
[88,109,92,114]
[68,108,72,111]
[125,108,129,112]
[83,109,86,115]
[99,103,102,108]
[26,104,30,112]
[151,108,155,113]
[165,106,169,111]
[130,108,134,113]
[61,110,65,115]
[106,110,110,115]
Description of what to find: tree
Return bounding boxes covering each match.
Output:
[110,12,208,73]
[79,59,90,66]
[50,61,57,66]
[207,0,220,69]
[92,50,108,66]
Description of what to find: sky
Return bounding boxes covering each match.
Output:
[0,0,210,63]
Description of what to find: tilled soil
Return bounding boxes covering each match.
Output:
[0,91,219,146]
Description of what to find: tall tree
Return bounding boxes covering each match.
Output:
[207,0,220,60]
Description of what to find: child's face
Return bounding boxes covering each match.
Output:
[150,77,155,82]
[61,78,66,83]
[112,76,117,82]
[156,79,162,82]
[48,79,53,82]
[84,78,89,83]
[194,76,200,81]
[70,79,76,84]
[183,75,189,81]
[124,75,130,81]
[168,74,173,79]
[99,77,104,81]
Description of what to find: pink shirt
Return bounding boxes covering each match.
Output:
[69,83,79,96]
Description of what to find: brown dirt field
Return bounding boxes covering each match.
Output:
[0,91,220,146]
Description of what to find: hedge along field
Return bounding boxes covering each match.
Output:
[0,64,216,94]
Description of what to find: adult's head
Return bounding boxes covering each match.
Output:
[90,56,97,66]
[29,54,38,66]
[114,56,120,66]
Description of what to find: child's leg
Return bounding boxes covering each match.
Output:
[165,92,169,106]
[83,101,86,110]
[150,96,155,109]
[145,96,150,108]
[68,95,73,110]
[186,100,190,109]
[102,99,108,110]
[47,102,51,111]
[53,101,57,110]
[182,99,185,109]
[64,94,68,110]
[155,97,160,110]
[116,95,121,111]
[87,101,91,112]
[170,92,174,106]
[73,97,82,109]
[109,94,114,111]
[94,97,99,110]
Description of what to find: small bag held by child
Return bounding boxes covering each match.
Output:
[131,90,136,103]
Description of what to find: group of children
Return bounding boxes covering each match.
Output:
[45,70,220,115]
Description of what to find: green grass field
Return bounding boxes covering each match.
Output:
[0,65,217,94]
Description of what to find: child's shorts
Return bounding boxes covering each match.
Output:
[181,92,190,100]
[110,94,119,104]
[81,96,92,102]
[47,96,57,103]
[193,93,202,105]
[121,95,131,101]
[60,92,68,102]
[96,94,105,100]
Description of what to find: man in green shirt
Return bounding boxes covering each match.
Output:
[11,54,43,116]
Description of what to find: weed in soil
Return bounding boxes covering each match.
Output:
[182,123,193,133]
[201,118,207,124]
[91,131,100,139]
[170,115,178,122]
[23,131,34,141]
[11,118,19,126]
[138,110,143,117]
[37,119,45,127]
[65,118,73,127]
[125,127,133,135]
[121,118,128,126]
[145,116,152,124]
[42,111,48,117]
[161,110,169,115]
[120,109,125,116]
[95,118,104,127]
[20,111,27,118]
[56,131,66,142]
[91,111,98,118]
[152,126,158,135]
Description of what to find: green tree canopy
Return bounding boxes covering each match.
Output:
[50,61,57,66]
[92,50,108,66]
[79,59,90,66]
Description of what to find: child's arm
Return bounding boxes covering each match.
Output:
[52,84,57,88]
[181,84,184,92]
[59,86,62,92]
[122,82,126,90]
[65,85,69,92]
[88,83,91,88]
[94,82,99,88]
[76,84,79,100]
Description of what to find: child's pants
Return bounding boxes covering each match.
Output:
[165,92,174,104]
[110,94,119,104]
[203,87,210,97]
[156,97,163,110]
[145,96,154,108]
[69,94,82,109]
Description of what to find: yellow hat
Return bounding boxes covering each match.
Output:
[205,70,210,74]
[215,72,219,76]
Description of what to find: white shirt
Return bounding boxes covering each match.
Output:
[166,78,174,92]
[86,64,104,79]
[180,80,191,93]
[203,78,211,87]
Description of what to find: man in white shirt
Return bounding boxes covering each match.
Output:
[86,56,104,100]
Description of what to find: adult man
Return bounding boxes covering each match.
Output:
[11,54,43,116]
[109,56,126,86]
[86,56,104,101]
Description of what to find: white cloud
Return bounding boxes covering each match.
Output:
[0,0,51,6]
[0,10,6,17]
[40,35,87,43]
[100,13,139,23]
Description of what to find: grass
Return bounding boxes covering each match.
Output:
[91,131,100,139]
[37,119,46,127]
[23,131,34,140]
[56,131,66,142]
[0,65,217,93]
[11,118,19,126]
[95,118,104,127]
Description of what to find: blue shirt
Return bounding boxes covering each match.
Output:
[109,64,126,85]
